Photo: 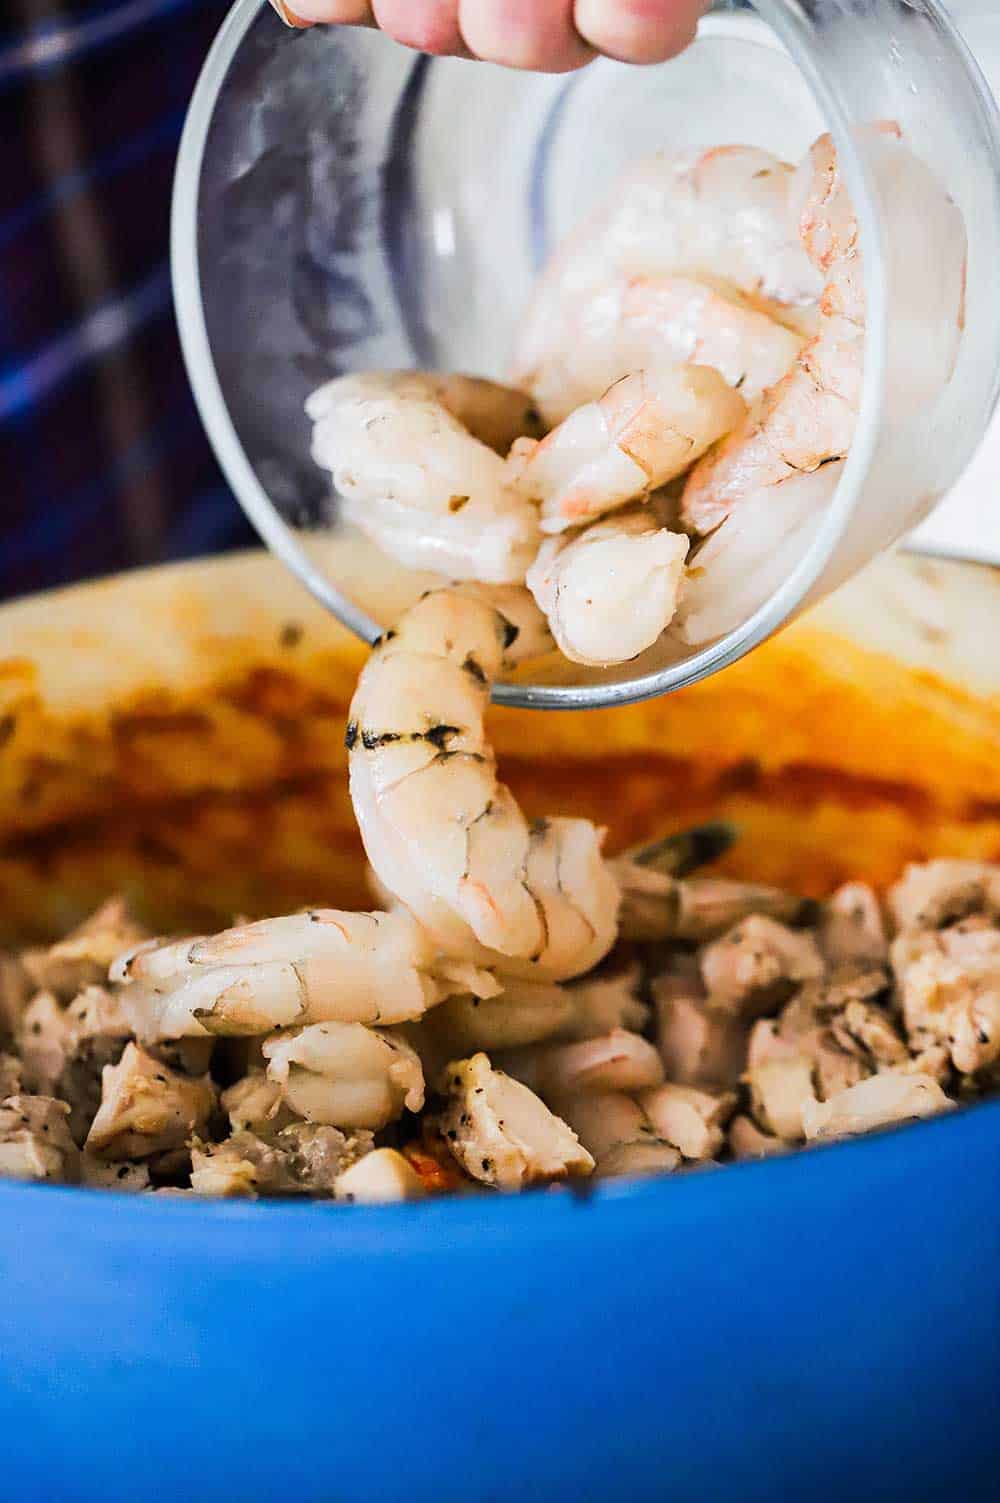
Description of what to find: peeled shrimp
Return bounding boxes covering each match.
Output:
[676,462,841,645]
[514,146,823,391]
[112,908,499,1043]
[519,273,806,427]
[263,1022,425,1130]
[347,587,620,981]
[527,510,689,666]
[307,370,542,584]
[681,128,966,539]
[509,367,744,535]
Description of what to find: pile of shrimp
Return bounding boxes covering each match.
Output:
[3,580,998,1202]
[307,132,965,665]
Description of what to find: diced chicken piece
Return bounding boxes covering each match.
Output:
[561,963,650,1041]
[15,991,72,1094]
[263,1022,424,1130]
[701,916,824,1017]
[888,861,1000,932]
[0,952,31,1042]
[0,1095,80,1183]
[86,1042,215,1160]
[822,962,890,1010]
[440,1053,594,1190]
[830,1000,908,1067]
[654,971,748,1089]
[745,1055,816,1141]
[598,1138,683,1179]
[81,1156,151,1193]
[280,1122,374,1194]
[728,1113,787,1160]
[502,1028,664,1099]
[553,1089,658,1163]
[820,883,888,967]
[639,1082,737,1161]
[0,1052,23,1099]
[802,1072,953,1142]
[755,993,867,1101]
[891,927,1000,1076]
[334,1148,426,1204]
[190,1132,293,1199]
[22,897,149,1000]
[49,986,133,1145]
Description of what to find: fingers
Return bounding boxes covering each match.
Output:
[277,0,706,68]
[271,0,375,27]
[372,0,471,55]
[458,0,594,73]
[573,0,704,62]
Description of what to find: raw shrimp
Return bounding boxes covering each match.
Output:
[513,146,823,391]
[307,370,543,584]
[519,273,806,427]
[526,509,689,666]
[508,367,744,535]
[347,587,621,981]
[112,908,499,1043]
[680,128,966,539]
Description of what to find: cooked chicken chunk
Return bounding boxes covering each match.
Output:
[888,861,1000,932]
[334,1148,427,1204]
[16,991,72,1095]
[501,1028,664,1098]
[701,916,824,1017]
[728,1113,787,1160]
[263,1023,424,1130]
[891,924,1000,1076]
[553,1089,680,1177]
[639,1082,737,1161]
[654,970,748,1090]
[190,1132,293,1198]
[86,1042,215,1160]
[440,1053,594,1190]
[745,1055,816,1142]
[0,1095,80,1183]
[803,1072,952,1142]
[281,1122,374,1193]
[81,1156,151,1192]
[21,897,149,1000]
[820,883,888,967]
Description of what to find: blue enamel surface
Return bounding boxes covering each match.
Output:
[2,1100,999,1503]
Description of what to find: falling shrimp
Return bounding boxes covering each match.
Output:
[526,508,689,666]
[307,370,543,584]
[347,586,621,981]
[508,366,744,535]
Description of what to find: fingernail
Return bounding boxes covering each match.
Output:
[269,0,313,28]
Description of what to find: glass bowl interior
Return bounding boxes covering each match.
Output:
[173,0,1000,708]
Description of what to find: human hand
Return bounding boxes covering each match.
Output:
[268,1,707,71]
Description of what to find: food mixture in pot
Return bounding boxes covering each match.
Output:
[2,132,986,1202]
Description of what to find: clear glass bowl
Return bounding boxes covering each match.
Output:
[172,0,1000,708]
